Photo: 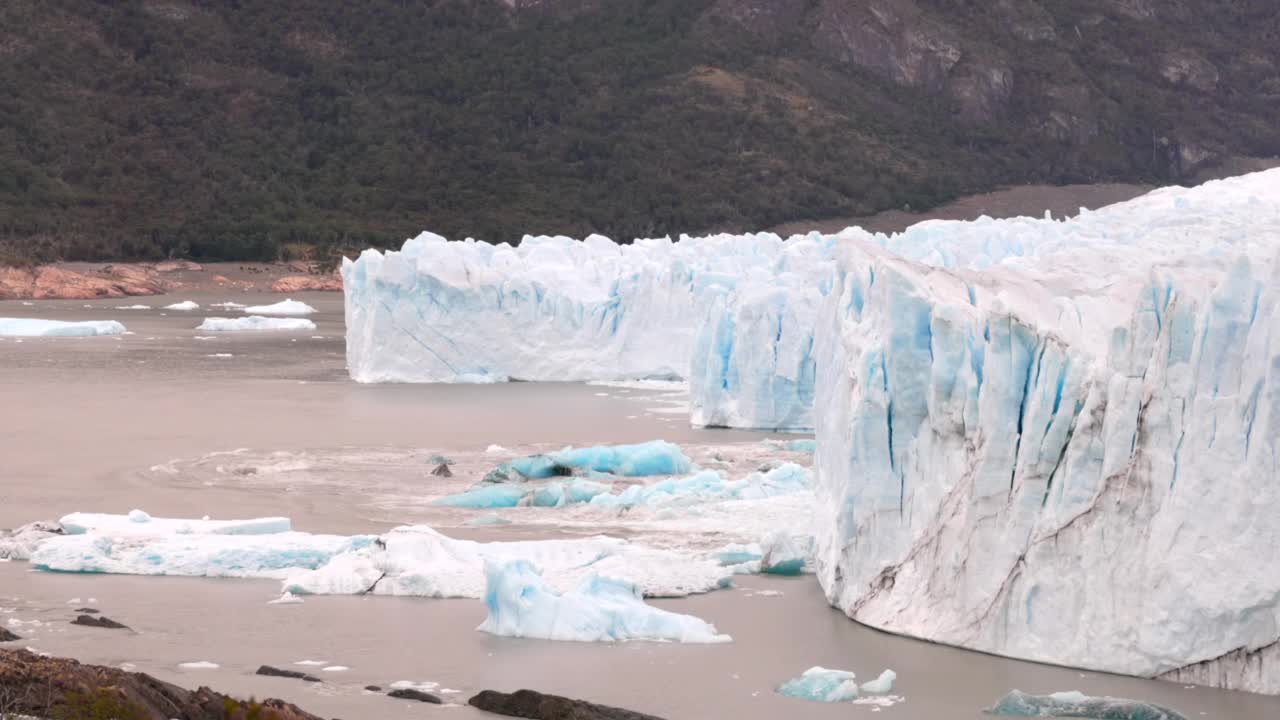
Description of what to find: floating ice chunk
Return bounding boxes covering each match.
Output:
[283,525,730,599]
[197,316,316,332]
[178,661,219,670]
[31,532,372,579]
[859,670,897,695]
[294,660,327,666]
[433,485,526,508]
[529,480,613,508]
[588,463,811,510]
[464,515,512,527]
[211,301,247,309]
[987,690,1188,719]
[477,559,731,643]
[390,680,440,692]
[490,441,692,481]
[0,319,127,337]
[783,439,816,453]
[241,299,317,316]
[59,512,291,536]
[322,666,349,672]
[485,444,508,454]
[777,667,860,703]
[0,522,62,560]
[119,305,152,310]
[268,592,304,605]
[713,543,763,567]
[164,301,200,311]
[760,531,813,575]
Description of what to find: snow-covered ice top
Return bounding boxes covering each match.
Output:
[0,319,126,337]
[164,300,200,311]
[196,316,317,332]
[240,299,317,316]
[813,169,1280,692]
[59,512,291,536]
[477,558,730,643]
[342,230,837,384]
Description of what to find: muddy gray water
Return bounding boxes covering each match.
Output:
[2,293,1279,719]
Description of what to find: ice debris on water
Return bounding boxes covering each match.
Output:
[164,301,200,311]
[267,592,304,605]
[860,670,897,695]
[477,559,731,644]
[987,690,1187,720]
[777,667,861,703]
[178,661,219,670]
[196,316,316,332]
[497,441,692,480]
[0,319,127,337]
[240,299,316,316]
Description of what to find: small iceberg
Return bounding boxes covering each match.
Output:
[477,559,731,644]
[196,316,317,332]
[0,319,126,337]
[777,667,861,703]
[119,304,152,310]
[860,669,897,695]
[241,299,317,316]
[490,441,692,481]
[164,301,200,311]
[987,690,1188,720]
[59,511,291,536]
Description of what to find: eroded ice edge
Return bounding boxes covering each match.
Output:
[813,169,1280,693]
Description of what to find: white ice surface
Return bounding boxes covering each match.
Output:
[164,301,200,311]
[196,316,317,332]
[477,558,730,643]
[241,299,317,316]
[0,319,126,337]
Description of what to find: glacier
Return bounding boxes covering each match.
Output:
[476,559,730,644]
[0,319,126,337]
[196,316,317,332]
[812,169,1280,693]
[341,230,841,430]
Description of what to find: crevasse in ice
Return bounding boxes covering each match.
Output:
[812,169,1280,693]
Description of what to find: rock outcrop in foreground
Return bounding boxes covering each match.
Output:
[469,689,665,720]
[0,649,323,720]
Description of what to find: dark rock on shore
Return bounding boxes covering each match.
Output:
[0,648,324,719]
[71,614,129,630]
[257,665,322,682]
[468,689,666,719]
[0,628,20,642]
[388,688,443,704]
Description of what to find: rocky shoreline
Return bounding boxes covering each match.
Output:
[0,261,340,301]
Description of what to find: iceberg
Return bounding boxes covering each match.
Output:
[987,690,1187,720]
[283,525,730,599]
[476,559,730,643]
[0,319,126,337]
[59,512,291,536]
[812,170,1280,692]
[31,531,373,578]
[0,522,62,560]
[241,299,317,316]
[196,316,317,332]
[860,669,897,695]
[486,441,692,481]
[777,666,860,703]
[433,485,527,508]
[164,300,199,311]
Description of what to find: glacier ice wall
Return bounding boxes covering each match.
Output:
[812,169,1280,693]
[343,232,814,384]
